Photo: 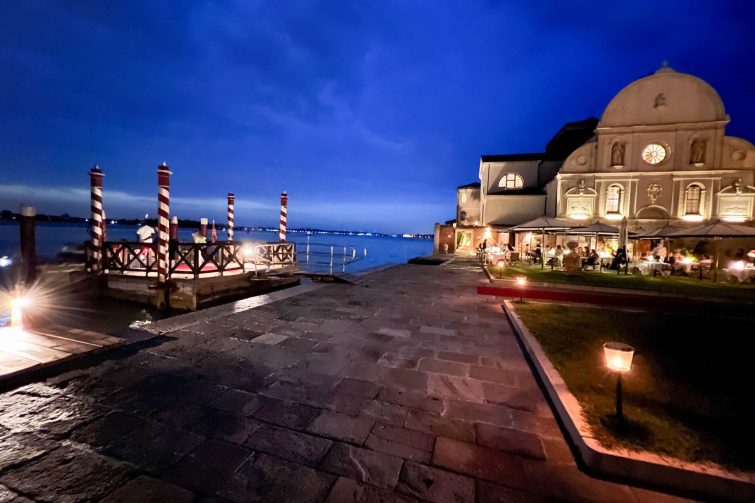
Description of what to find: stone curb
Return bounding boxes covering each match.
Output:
[483,265,755,306]
[0,327,163,393]
[502,300,755,502]
[145,280,326,334]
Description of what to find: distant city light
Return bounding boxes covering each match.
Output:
[0,256,11,268]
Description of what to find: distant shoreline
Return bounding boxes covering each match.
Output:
[0,214,432,240]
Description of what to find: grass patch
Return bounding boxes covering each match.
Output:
[493,263,755,301]
[514,302,755,470]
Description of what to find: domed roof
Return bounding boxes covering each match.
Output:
[600,66,726,127]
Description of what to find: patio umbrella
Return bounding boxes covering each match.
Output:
[666,221,755,281]
[509,217,579,269]
[570,221,620,256]
[633,224,683,239]
[619,217,628,250]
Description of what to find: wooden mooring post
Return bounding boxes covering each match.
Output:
[19,206,36,286]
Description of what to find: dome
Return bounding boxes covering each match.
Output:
[600,67,726,127]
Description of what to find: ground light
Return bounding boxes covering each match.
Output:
[515,275,527,303]
[496,260,505,279]
[603,342,634,420]
[10,295,29,329]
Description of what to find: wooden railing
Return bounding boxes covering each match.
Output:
[87,241,296,278]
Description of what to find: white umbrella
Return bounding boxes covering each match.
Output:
[667,221,755,281]
[509,217,579,269]
[619,217,628,250]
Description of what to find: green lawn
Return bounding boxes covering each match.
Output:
[514,302,755,470]
[491,263,755,301]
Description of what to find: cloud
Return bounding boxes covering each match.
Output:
[0,183,274,219]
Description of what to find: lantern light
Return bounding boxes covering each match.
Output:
[603,342,634,372]
[603,341,634,421]
[241,244,255,259]
[10,296,29,328]
[515,275,526,303]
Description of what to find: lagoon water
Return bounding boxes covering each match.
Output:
[0,221,433,273]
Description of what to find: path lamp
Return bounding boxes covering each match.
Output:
[496,260,505,279]
[515,275,527,303]
[603,342,634,420]
[10,293,29,329]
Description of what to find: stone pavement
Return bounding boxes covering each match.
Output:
[0,262,692,502]
[0,326,124,379]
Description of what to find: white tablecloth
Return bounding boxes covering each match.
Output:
[724,267,755,283]
[638,262,666,276]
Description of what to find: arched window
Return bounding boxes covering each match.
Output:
[498,173,523,189]
[684,184,703,215]
[605,185,623,214]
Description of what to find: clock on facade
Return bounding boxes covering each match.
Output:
[641,143,667,165]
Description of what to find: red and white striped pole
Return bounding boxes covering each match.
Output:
[227,192,235,241]
[89,165,105,273]
[157,162,172,284]
[279,191,288,242]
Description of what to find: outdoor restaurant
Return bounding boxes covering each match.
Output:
[479,217,755,283]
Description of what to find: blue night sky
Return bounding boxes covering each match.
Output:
[0,1,753,233]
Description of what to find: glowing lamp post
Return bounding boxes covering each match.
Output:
[10,295,28,329]
[515,275,527,303]
[603,342,634,420]
[496,260,504,279]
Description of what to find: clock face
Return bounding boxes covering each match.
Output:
[642,143,667,165]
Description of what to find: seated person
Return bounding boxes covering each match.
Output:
[583,249,599,269]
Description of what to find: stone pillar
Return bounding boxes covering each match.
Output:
[169,216,179,241]
[227,192,235,241]
[88,165,104,273]
[156,162,172,284]
[433,223,440,254]
[20,206,36,286]
[279,191,288,242]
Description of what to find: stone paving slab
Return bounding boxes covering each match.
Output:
[0,326,126,382]
[0,263,693,502]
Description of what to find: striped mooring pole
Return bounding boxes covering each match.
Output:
[279,191,288,242]
[200,218,208,239]
[227,192,235,241]
[88,165,105,273]
[156,162,172,284]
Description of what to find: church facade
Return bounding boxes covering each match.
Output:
[438,66,755,255]
[552,65,755,233]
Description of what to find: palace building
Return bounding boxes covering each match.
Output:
[436,65,755,255]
